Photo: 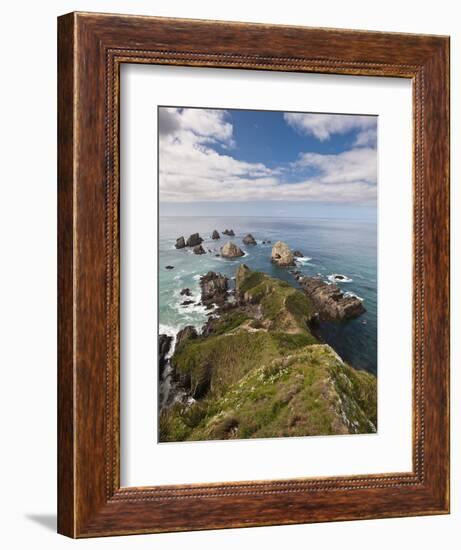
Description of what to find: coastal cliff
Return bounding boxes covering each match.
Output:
[159,266,377,442]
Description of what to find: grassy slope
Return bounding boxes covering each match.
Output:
[160,266,377,442]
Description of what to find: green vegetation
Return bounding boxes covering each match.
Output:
[160,266,377,442]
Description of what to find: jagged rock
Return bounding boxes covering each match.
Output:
[175,236,186,249]
[180,288,192,296]
[200,271,229,307]
[299,276,366,320]
[186,233,203,247]
[193,244,206,255]
[175,325,198,351]
[235,264,251,290]
[158,334,172,376]
[221,241,244,258]
[243,233,257,245]
[181,300,195,306]
[165,265,175,270]
[293,250,304,258]
[223,229,235,236]
[212,230,220,239]
[202,315,219,336]
[271,241,295,266]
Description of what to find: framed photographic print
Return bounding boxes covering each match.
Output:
[58,12,450,537]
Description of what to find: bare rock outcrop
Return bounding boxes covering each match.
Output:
[200,271,229,307]
[159,334,173,376]
[193,244,206,255]
[186,233,203,247]
[243,233,257,245]
[212,230,220,239]
[175,236,186,249]
[221,241,244,258]
[175,325,198,352]
[299,276,365,320]
[223,229,235,236]
[271,241,295,267]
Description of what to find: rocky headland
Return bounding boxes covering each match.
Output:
[159,265,376,442]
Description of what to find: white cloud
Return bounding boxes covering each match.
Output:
[284,112,377,144]
[354,127,377,147]
[159,108,377,205]
[159,107,234,146]
[293,148,377,186]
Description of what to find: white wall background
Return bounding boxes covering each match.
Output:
[0,1,457,548]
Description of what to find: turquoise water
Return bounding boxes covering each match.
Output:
[159,216,377,375]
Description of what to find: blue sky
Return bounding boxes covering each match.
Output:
[217,110,364,166]
[158,107,377,220]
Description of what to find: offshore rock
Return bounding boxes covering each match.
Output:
[242,233,257,245]
[175,236,186,249]
[271,241,295,267]
[221,241,244,258]
[193,244,206,255]
[212,230,220,239]
[186,233,203,247]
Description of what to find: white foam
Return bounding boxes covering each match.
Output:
[344,291,364,302]
[295,256,313,264]
[327,273,353,283]
[159,323,178,339]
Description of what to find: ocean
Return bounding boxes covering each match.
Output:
[159,216,377,375]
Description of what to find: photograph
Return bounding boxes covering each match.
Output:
[0,1,452,544]
[157,106,378,442]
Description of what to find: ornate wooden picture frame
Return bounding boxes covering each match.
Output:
[57,12,450,538]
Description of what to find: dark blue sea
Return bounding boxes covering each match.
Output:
[159,216,377,375]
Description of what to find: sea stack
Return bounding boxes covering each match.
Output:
[221,241,244,258]
[271,241,295,266]
[242,233,257,245]
[212,230,220,240]
[186,233,203,247]
[175,236,186,249]
[193,244,206,255]
[223,229,235,236]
